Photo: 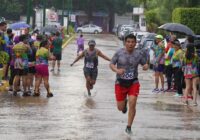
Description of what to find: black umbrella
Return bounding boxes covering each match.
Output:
[158,23,195,36]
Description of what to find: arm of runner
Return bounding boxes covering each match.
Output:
[110,64,125,75]
[98,50,111,61]
[110,51,125,75]
[70,51,85,66]
[139,50,149,71]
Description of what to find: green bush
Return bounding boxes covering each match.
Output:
[145,9,161,32]
[172,8,200,34]
[68,25,75,34]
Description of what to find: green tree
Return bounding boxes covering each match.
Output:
[0,0,23,20]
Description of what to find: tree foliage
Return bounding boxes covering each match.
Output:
[172,8,200,34]
[128,0,200,32]
[0,0,23,20]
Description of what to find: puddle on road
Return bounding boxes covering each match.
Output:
[84,98,96,109]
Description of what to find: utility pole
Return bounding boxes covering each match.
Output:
[43,0,46,27]
[67,0,72,34]
[26,0,32,25]
[61,0,65,26]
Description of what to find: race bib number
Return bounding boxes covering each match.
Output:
[120,72,134,80]
[14,58,23,69]
[86,62,94,69]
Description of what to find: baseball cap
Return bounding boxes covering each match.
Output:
[171,39,181,46]
[155,34,164,40]
[88,40,96,46]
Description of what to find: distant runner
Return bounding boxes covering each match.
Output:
[76,34,84,56]
[71,40,110,96]
[51,31,63,72]
[110,34,148,134]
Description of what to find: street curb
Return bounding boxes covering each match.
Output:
[0,80,9,91]
[62,35,75,49]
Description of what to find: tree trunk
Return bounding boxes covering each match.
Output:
[109,10,115,32]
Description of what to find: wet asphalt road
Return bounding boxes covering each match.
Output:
[0,34,200,140]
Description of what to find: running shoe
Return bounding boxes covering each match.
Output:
[192,102,198,106]
[8,87,13,91]
[23,92,31,97]
[13,91,17,96]
[174,93,183,97]
[47,92,53,98]
[122,99,128,114]
[183,101,189,106]
[152,88,160,93]
[160,88,165,93]
[33,92,40,97]
[88,90,91,96]
[125,126,132,135]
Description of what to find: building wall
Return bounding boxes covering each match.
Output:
[114,13,133,26]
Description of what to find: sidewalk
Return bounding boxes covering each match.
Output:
[141,69,200,113]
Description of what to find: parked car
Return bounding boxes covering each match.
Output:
[118,27,135,40]
[138,33,156,49]
[77,24,103,34]
[135,31,149,43]
[117,24,135,37]
[112,25,118,35]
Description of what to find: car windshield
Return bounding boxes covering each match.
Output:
[82,25,89,28]
[91,25,96,27]
[145,40,154,48]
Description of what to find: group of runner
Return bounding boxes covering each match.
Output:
[72,34,148,134]
[0,21,63,97]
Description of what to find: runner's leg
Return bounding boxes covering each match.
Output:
[192,77,199,104]
[13,75,20,92]
[27,73,33,91]
[159,72,164,89]
[127,95,137,127]
[57,60,60,70]
[85,76,92,95]
[34,75,42,94]
[52,60,56,71]
[155,72,159,89]
[43,76,51,93]
[184,79,191,103]
[22,75,28,93]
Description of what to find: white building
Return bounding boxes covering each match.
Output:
[133,7,146,31]
[35,8,59,29]
[114,13,133,26]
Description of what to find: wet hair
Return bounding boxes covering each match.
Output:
[187,36,194,43]
[186,44,195,60]
[36,34,43,40]
[55,31,60,36]
[19,35,27,42]
[0,22,7,26]
[7,28,12,34]
[40,40,48,48]
[125,34,136,42]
